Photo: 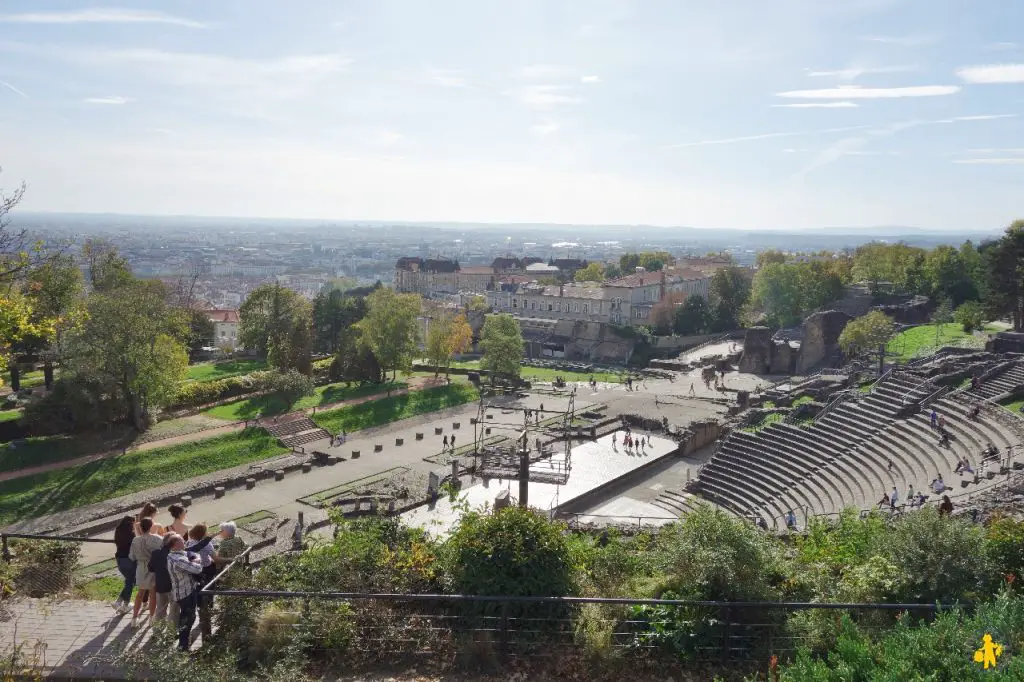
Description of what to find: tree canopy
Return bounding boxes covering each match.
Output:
[573,262,606,282]
[838,310,896,362]
[240,284,314,374]
[355,288,421,380]
[480,314,523,380]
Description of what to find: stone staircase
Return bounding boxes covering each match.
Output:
[687,371,1022,526]
[973,361,1024,400]
[264,415,331,449]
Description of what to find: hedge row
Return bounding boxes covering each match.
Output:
[170,358,351,412]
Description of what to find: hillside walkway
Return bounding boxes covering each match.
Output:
[0,597,170,678]
[0,377,443,483]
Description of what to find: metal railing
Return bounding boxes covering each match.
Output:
[198,580,964,663]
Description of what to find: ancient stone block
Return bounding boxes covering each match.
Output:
[245,477,256,490]
[738,326,772,374]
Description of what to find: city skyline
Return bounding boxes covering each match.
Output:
[0,0,1021,231]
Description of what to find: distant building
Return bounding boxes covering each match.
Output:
[393,257,495,297]
[204,309,241,348]
[525,262,561,277]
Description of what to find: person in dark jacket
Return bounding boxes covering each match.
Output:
[110,516,136,614]
[150,536,176,625]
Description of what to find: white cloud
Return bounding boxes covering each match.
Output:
[773,102,859,108]
[860,35,939,47]
[0,8,206,28]
[506,85,581,110]
[806,65,916,81]
[777,84,960,99]
[580,75,600,84]
[515,64,576,80]
[84,96,133,105]
[0,79,28,98]
[531,122,560,135]
[969,148,1024,154]
[956,64,1024,84]
[429,69,467,88]
[954,158,1024,165]
[666,124,873,148]
[987,42,1018,51]
[949,114,1017,122]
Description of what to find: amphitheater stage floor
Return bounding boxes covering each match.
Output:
[401,431,679,537]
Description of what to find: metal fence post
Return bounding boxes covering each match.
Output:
[499,600,510,662]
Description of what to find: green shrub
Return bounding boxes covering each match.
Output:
[6,539,81,598]
[986,515,1024,585]
[442,506,574,598]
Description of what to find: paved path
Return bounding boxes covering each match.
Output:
[0,378,444,483]
[0,597,190,678]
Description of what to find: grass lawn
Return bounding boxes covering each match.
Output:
[204,381,406,421]
[0,409,22,424]
[18,370,46,389]
[1000,397,1024,416]
[0,428,286,525]
[312,384,479,435]
[742,411,785,433]
[440,359,624,384]
[792,395,815,407]
[0,435,105,475]
[185,359,268,383]
[78,575,123,602]
[886,323,984,362]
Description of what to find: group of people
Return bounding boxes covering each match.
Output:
[441,434,458,451]
[611,426,651,452]
[112,502,247,651]
[328,430,347,447]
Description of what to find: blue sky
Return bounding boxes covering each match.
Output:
[0,0,1021,230]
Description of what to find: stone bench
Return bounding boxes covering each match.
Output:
[352,450,360,459]
[302,463,312,473]
[452,422,460,429]
[396,437,404,446]
[274,469,285,481]
[181,495,192,507]
[374,444,383,453]
[435,427,443,435]
[245,477,256,490]
[415,432,424,440]
[214,486,225,499]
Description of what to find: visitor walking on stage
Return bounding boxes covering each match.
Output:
[111,516,136,614]
[443,434,449,451]
[166,533,204,651]
[451,434,456,450]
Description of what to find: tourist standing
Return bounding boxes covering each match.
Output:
[214,521,247,567]
[785,510,797,530]
[128,518,163,624]
[890,487,899,509]
[443,434,449,451]
[166,504,191,537]
[450,435,456,451]
[150,536,177,625]
[166,533,204,651]
[939,495,954,517]
[135,502,164,536]
[111,516,136,614]
[930,409,938,428]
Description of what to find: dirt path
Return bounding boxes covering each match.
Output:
[0,377,448,483]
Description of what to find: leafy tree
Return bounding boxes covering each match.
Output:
[187,309,216,355]
[650,291,685,335]
[240,284,313,374]
[63,279,189,430]
[355,287,421,381]
[603,262,622,279]
[573,262,605,282]
[480,313,523,380]
[981,220,1024,330]
[312,288,368,354]
[443,506,574,597]
[619,253,641,272]
[852,242,928,296]
[673,294,712,335]
[756,249,787,267]
[82,239,133,293]
[750,263,806,327]
[17,254,85,388]
[838,310,896,371]
[267,369,315,409]
[329,329,384,385]
[709,265,751,331]
[925,244,978,306]
[954,300,985,333]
